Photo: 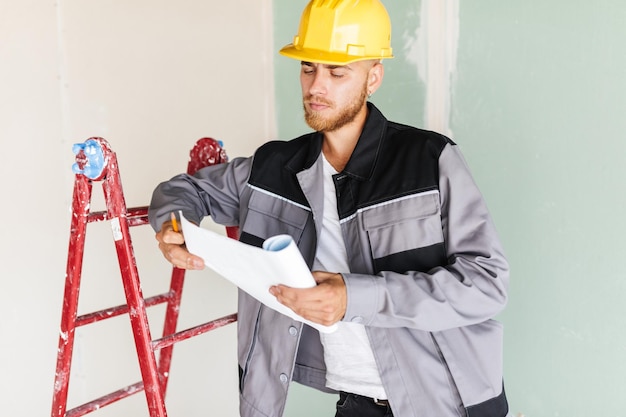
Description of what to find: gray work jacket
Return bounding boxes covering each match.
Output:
[149,103,510,417]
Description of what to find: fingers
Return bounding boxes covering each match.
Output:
[270,272,346,326]
[157,240,205,270]
[155,220,204,270]
[156,220,185,245]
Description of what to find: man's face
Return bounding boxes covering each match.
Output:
[300,61,371,132]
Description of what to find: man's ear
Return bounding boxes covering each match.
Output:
[367,61,384,96]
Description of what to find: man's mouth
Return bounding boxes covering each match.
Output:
[306,100,331,111]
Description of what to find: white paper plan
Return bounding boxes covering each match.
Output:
[180,213,337,333]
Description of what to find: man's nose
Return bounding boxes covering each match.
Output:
[308,71,327,96]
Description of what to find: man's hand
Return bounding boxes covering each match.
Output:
[269,271,347,326]
[155,220,205,270]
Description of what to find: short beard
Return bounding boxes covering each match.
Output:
[303,81,368,132]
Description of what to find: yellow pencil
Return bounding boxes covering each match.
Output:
[170,212,179,232]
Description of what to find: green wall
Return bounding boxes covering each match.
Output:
[452,2,626,415]
[274,1,626,416]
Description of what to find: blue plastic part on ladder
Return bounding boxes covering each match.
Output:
[72,139,106,180]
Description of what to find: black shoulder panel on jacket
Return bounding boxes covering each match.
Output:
[341,122,453,214]
[248,134,320,208]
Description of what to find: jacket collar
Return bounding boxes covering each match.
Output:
[286,102,388,181]
[342,102,387,181]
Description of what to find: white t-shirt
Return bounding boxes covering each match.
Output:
[313,154,387,400]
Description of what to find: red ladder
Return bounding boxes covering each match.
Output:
[51,137,238,417]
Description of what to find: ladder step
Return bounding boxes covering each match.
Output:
[86,206,149,227]
[65,381,145,417]
[152,313,237,351]
[76,292,173,327]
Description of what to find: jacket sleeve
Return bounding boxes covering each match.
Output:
[148,156,252,232]
[342,143,509,331]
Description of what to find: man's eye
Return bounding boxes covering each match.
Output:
[331,72,345,78]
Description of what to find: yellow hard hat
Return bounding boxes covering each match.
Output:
[279,0,394,65]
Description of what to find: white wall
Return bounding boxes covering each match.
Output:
[0,1,275,415]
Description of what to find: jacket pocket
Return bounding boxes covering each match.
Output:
[361,191,446,272]
[241,188,310,243]
[432,320,505,409]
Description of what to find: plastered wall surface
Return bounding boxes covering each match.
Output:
[0,0,274,415]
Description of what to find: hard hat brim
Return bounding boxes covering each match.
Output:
[279,44,393,66]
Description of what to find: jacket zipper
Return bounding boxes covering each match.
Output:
[240,304,263,393]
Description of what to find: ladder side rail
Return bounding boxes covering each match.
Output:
[155,267,185,395]
[51,176,94,417]
[101,151,167,417]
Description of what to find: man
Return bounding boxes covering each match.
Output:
[149,0,510,416]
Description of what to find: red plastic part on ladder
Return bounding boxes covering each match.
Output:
[51,137,238,417]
